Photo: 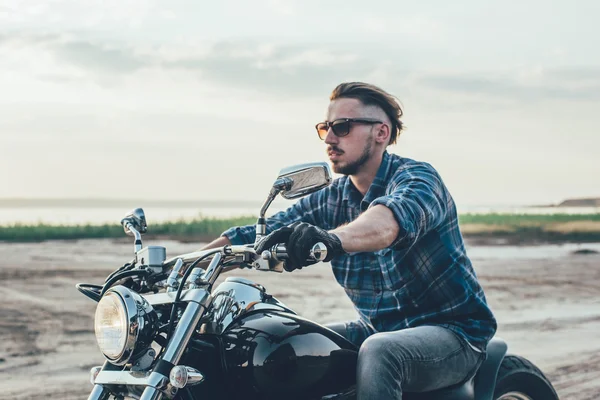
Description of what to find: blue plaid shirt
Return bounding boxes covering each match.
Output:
[223,151,497,351]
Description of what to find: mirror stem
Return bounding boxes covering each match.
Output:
[129,227,143,253]
[256,190,276,242]
[255,178,292,243]
[256,180,289,242]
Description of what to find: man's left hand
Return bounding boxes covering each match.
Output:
[255,222,345,271]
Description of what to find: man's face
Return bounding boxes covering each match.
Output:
[323,98,379,175]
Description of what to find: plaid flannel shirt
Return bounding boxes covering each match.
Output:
[222,151,497,351]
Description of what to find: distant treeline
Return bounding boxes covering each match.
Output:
[1,213,599,244]
[0,216,256,243]
[458,213,600,244]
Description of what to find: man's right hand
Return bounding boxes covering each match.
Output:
[255,222,345,272]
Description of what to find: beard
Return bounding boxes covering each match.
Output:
[330,135,373,175]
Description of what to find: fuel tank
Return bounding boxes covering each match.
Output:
[222,310,358,400]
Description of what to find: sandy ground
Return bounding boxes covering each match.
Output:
[0,239,599,399]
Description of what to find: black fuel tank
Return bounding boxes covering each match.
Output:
[222,310,358,400]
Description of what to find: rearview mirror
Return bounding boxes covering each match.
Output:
[276,162,332,199]
[120,208,148,236]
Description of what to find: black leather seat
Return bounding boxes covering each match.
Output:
[404,376,475,400]
[403,338,508,400]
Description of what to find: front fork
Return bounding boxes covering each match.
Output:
[140,293,209,399]
[87,289,211,400]
[88,384,111,400]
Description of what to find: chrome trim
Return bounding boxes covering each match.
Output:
[138,290,210,398]
[140,385,167,400]
[169,366,205,388]
[163,248,221,268]
[92,369,171,399]
[98,286,157,366]
[143,288,208,306]
[183,367,205,386]
[255,222,266,238]
[228,244,256,254]
[163,245,257,268]
[310,242,328,261]
[128,224,143,253]
[186,267,205,289]
[121,208,148,234]
[94,370,152,386]
[259,184,282,222]
[161,292,210,363]
[200,278,294,334]
[277,161,332,178]
[90,366,102,385]
[226,277,266,291]
[277,162,332,200]
[203,252,222,284]
[166,258,184,292]
[147,371,171,390]
[87,384,110,400]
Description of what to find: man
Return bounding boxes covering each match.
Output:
[203,82,496,399]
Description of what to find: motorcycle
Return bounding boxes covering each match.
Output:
[80,162,559,400]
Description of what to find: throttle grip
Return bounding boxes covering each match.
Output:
[260,242,328,262]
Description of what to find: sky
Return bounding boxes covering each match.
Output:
[0,0,599,207]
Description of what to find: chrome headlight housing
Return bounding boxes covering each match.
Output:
[94,286,157,365]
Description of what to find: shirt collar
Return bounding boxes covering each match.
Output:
[341,151,394,208]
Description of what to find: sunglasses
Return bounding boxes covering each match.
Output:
[315,118,384,140]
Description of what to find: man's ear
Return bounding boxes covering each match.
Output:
[375,124,391,144]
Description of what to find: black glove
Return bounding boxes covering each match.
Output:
[255,222,345,272]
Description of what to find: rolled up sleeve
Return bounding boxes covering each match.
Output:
[369,163,449,249]
[221,225,256,245]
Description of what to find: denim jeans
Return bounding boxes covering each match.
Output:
[326,323,485,400]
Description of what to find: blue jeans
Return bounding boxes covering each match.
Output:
[326,323,485,399]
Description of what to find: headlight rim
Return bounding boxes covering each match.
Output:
[95,286,144,366]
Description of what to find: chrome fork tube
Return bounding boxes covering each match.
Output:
[202,253,222,284]
[87,384,111,400]
[139,288,210,400]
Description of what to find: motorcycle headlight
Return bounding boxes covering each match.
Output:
[95,286,157,365]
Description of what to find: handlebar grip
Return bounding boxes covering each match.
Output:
[261,243,327,262]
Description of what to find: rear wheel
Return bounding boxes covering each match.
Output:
[494,355,558,400]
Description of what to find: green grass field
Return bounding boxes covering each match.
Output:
[458,213,600,243]
[1,213,599,244]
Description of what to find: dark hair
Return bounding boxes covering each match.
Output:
[330,82,404,145]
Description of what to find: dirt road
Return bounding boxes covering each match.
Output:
[0,239,599,399]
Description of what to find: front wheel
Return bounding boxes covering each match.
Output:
[493,355,559,399]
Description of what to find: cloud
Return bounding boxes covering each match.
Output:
[0,32,372,96]
[417,68,600,102]
[52,40,147,74]
[161,41,367,96]
[3,31,599,105]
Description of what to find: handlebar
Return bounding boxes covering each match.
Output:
[260,242,328,263]
[161,241,327,278]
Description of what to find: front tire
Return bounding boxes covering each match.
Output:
[493,355,559,399]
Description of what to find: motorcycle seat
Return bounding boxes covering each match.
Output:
[404,337,508,400]
[404,376,474,400]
